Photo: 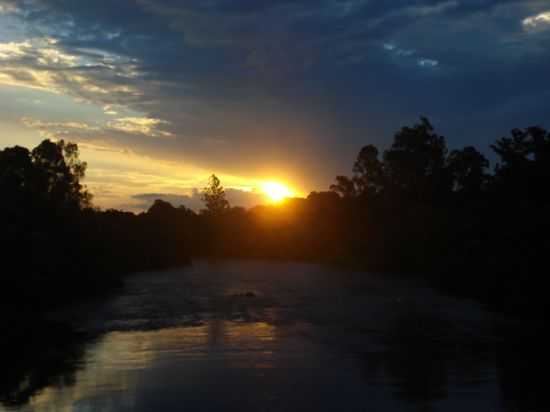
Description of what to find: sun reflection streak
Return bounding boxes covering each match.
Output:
[24,321,279,412]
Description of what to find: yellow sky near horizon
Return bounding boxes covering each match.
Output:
[0,33,308,211]
[80,143,298,211]
[0,96,302,212]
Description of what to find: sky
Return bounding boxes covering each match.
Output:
[1,0,549,211]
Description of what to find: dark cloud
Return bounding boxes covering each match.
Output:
[2,0,550,189]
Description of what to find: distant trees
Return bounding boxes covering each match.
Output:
[330,117,495,202]
[2,120,549,316]
[331,118,450,201]
[327,118,550,312]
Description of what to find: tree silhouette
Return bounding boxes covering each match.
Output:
[30,139,91,209]
[0,146,35,205]
[447,146,489,195]
[383,117,449,201]
[330,175,356,198]
[201,174,229,215]
[352,144,386,197]
[1,139,91,215]
[2,119,550,327]
[491,127,550,204]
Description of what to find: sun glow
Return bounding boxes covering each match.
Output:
[262,182,293,203]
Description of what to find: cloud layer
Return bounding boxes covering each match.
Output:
[1,0,550,209]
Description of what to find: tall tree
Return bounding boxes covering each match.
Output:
[447,146,489,195]
[352,145,386,197]
[330,175,356,198]
[201,174,229,215]
[31,139,91,209]
[330,145,385,198]
[383,117,450,201]
[490,126,550,208]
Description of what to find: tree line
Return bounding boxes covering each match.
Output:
[1,117,548,314]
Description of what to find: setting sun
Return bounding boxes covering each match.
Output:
[262,182,294,203]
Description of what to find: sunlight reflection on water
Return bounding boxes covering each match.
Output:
[2,261,541,412]
[23,320,361,412]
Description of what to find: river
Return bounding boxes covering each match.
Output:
[1,260,545,411]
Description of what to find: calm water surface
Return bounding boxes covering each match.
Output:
[1,261,544,411]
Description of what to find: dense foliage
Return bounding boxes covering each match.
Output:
[0,140,191,310]
[1,118,548,314]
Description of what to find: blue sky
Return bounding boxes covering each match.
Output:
[1,0,549,210]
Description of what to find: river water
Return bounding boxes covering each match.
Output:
[1,261,545,411]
